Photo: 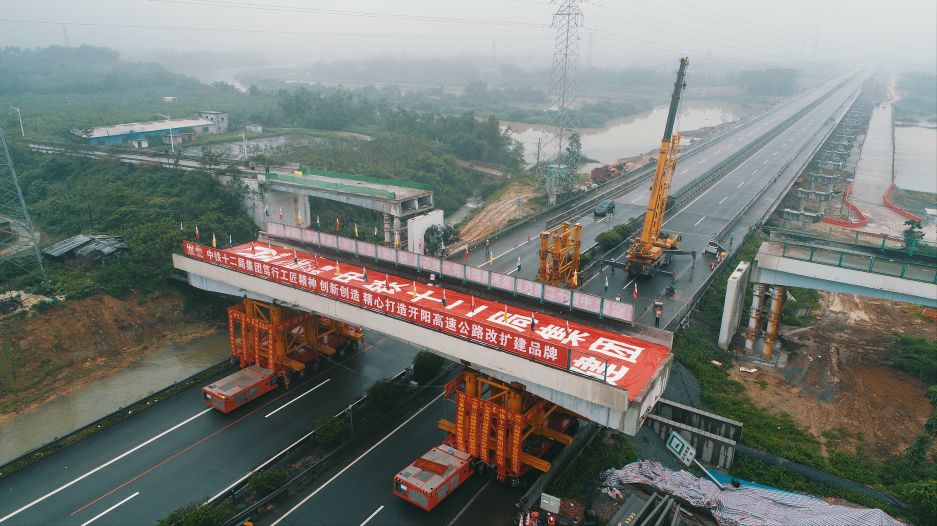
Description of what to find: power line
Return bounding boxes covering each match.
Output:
[623,0,930,69]
[149,0,546,28]
[588,1,838,68]
[0,18,551,42]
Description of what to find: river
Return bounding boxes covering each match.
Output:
[894,125,937,194]
[0,332,229,465]
[504,101,743,166]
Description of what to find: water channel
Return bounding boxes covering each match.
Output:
[894,125,937,194]
[505,101,744,166]
[0,332,229,465]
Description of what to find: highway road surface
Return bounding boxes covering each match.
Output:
[466,73,863,329]
[0,334,419,526]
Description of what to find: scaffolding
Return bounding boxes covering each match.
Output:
[537,222,582,287]
[437,370,576,482]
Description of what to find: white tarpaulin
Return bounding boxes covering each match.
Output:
[601,461,902,526]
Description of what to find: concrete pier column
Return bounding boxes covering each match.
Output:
[762,286,787,361]
[392,216,401,247]
[744,283,766,354]
[383,213,392,245]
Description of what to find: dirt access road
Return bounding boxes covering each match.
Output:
[458,181,541,247]
[730,292,936,459]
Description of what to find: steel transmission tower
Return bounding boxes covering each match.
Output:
[0,127,49,290]
[539,0,582,206]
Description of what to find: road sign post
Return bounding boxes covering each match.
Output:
[666,431,724,490]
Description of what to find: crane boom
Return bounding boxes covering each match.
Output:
[626,57,689,276]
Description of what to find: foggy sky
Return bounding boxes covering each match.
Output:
[1,0,934,73]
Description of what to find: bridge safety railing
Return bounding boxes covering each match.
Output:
[780,241,937,283]
[261,172,398,199]
[265,221,635,324]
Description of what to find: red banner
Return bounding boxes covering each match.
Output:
[182,241,669,398]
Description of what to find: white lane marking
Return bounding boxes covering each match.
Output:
[265,379,330,418]
[752,169,759,175]
[206,426,317,505]
[447,481,492,526]
[694,216,706,226]
[79,492,139,526]
[630,194,645,203]
[763,159,769,164]
[491,234,537,263]
[270,393,444,526]
[0,409,210,524]
[736,181,744,188]
[773,151,778,155]
[679,169,689,175]
[360,505,384,526]
[718,196,728,205]
[714,149,721,155]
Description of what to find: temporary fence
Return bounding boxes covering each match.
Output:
[265,221,635,324]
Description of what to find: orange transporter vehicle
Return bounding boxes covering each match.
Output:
[395,370,577,511]
[202,299,364,413]
[393,444,474,511]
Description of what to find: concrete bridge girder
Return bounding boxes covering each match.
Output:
[172,255,672,435]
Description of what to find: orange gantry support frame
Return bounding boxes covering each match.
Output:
[227,299,364,386]
[537,222,582,288]
[437,369,577,482]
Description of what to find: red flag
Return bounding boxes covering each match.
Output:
[442,288,447,307]
[471,295,476,311]
[633,282,638,301]
[194,224,200,241]
[335,218,341,233]
[279,208,284,221]
[464,245,469,261]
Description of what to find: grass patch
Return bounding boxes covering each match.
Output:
[547,430,636,499]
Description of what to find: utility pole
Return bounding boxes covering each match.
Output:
[9,108,24,137]
[0,126,49,290]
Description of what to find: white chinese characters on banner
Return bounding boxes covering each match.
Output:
[183,241,667,394]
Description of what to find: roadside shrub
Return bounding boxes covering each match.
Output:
[595,230,623,251]
[156,500,231,526]
[313,416,351,447]
[612,222,635,239]
[890,335,937,384]
[247,467,287,495]
[412,351,446,384]
[894,480,937,525]
[547,430,635,498]
[366,379,404,411]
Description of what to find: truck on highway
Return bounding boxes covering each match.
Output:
[203,299,364,413]
[393,443,475,511]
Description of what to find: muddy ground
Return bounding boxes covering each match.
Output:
[729,292,936,459]
[0,290,218,423]
[458,181,541,246]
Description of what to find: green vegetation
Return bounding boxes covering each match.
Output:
[313,416,351,447]
[890,335,937,385]
[412,351,446,384]
[782,287,821,326]
[365,379,405,412]
[4,147,254,295]
[670,230,937,524]
[895,71,937,122]
[547,430,636,498]
[156,500,231,526]
[247,467,288,495]
[595,231,624,251]
[735,68,798,96]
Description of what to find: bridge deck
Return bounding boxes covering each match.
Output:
[180,240,670,399]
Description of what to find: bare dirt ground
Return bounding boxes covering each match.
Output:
[730,292,936,459]
[458,181,541,246]
[0,290,218,423]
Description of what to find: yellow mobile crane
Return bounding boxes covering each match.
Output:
[625,57,690,276]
